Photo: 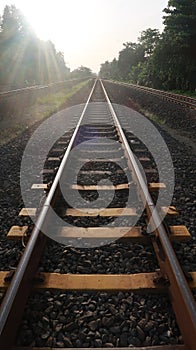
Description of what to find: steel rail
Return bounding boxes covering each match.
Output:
[100,79,196,350]
[0,77,91,98]
[0,83,62,97]
[128,82,196,104]
[0,79,97,350]
[0,78,195,349]
[105,80,196,110]
[135,87,196,109]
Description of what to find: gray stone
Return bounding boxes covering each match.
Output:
[88,320,99,331]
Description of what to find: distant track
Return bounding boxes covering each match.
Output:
[0,78,90,98]
[105,80,196,110]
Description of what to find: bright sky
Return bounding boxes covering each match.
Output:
[0,0,168,72]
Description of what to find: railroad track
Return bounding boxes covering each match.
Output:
[0,78,90,99]
[0,79,196,349]
[104,80,196,110]
[0,82,65,98]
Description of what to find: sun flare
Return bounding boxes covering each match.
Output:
[0,0,167,72]
[24,1,96,52]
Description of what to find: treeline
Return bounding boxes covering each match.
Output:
[99,0,196,92]
[0,5,94,88]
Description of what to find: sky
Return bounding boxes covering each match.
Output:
[0,0,168,73]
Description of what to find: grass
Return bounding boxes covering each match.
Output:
[170,90,196,98]
[0,124,27,146]
[36,79,89,107]
[140,109,166,125]
[0,79,90,146]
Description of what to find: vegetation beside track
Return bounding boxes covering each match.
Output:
[170,90,196,98]
[140,109,196,155]
[103,80,196,154]
[0,79,91,146]
[35,79,90,113]
[100,1,196,93]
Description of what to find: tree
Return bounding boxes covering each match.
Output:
[118,42,145,80]
[70,66,93,79]
[162,0,196,90]
[131,29,161,86]
[99,59,119,80]
[99,1,196,91]
[0,5,70,87]
[99,61,112,79]
[138,28,160,56]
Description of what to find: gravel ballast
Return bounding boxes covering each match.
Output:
[16,291,182,347]
[0,80,195,347]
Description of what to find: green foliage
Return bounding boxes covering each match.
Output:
[161,0,196,90]
[0,79,90,146]
[99,59,119,80]
[118,42,145,80]
[70,66,94,79]
[138,28,160,56]
[170,90,196,97]
[99,29,157,83]
[36,80,90,106]
[0,5,70,87]
[99,0,196,92]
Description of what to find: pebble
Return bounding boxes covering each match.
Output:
[88,320,99,331]
[15,290,184,346]
[62,336,73,347]
[102,316,114,327]
[1,86,194,348]
[94,338,102,347]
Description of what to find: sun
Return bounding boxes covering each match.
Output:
[23,1,96,52]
